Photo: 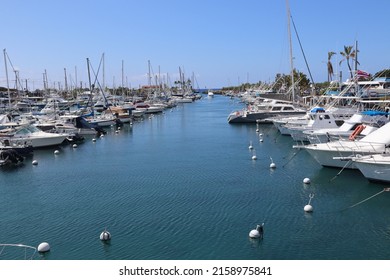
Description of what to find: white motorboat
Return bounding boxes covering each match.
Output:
[352,153,390,183]
[0,124,68,148]
[295,121,390,169]
[228,99,306,124]
[84,111,118,127]
[134,103,164,114]
[282,106,357,142]
[305,110,389,144]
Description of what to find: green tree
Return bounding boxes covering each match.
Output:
[273,70,310,94]
[339,45,359,79]
[327,51,336,82]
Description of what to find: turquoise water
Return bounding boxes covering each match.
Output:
[1,95,390,260]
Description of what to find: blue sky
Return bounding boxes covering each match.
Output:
[1,0,389,90]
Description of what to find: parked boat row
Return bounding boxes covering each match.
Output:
[228,89,390,184]
[0,92,202,168]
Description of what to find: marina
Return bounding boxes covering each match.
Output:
[1,94,390,260]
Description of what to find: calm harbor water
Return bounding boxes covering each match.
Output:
[1,95,390,260]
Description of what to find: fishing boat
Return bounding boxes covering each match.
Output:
[305,110,389,144]
[134,103,164,114]
[295,121,390,169]
[284,107,353,142]
[352,153,390,183]
[0,124,68,148]
[227,99,306,124]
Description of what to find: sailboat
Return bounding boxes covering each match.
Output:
[82,56,121,127]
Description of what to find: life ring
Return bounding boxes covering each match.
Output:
[349,124,365,141]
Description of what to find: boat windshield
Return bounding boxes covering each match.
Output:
[15,125,41,135]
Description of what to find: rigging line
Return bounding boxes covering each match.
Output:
[290,14,315,84]
[5,51,24,89]
[91,55,103,87]
[329,160,352,181]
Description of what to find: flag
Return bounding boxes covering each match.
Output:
[356,69,370,78]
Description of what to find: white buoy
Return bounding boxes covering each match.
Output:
[304,193,314,212]
[249,224,264,239]
[249,229,260,238]
[303,178,311,184]
[259,138,263,142]
[270,157,276,168]
[32,160,38,165]
[100,229,111,241]
[256,128,259,132]
[37,242,50,253]
[92,138,96,142]
[259,133,263,137]
[54,150,60,154]
[304,204,313,212]
[115,130,119,134]
[72,144,78,148]
[251,149,257,160]
[248,141,253,149]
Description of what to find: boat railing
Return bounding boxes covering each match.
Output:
[335,140,389,155]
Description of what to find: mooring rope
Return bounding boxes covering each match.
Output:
[310,188,390,215]
[329,160,352,181]
[282,148,302,168]
[340,188,390,212]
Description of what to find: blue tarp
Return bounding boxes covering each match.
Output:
[362,110,389,116]
[310,107,325,113]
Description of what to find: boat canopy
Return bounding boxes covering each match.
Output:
[310,107,325,113]
[361,110,389,116]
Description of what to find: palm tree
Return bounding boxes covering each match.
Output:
[327,51,336,82]
[339,45,359,79]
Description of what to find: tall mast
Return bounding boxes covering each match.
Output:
[148,60,151,87]
[354,40,358,74]
[3,49,11,108]
[354,40,359,95]
[44,69,48,93]
[102,52,105,89]
[64,68,68,92]
[74,66,78,90]
[86,58,92,92]
[158,65,161,92]
[121,59,124,89]
[286,0,295,102]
